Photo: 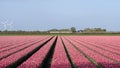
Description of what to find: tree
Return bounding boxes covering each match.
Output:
[103,29,106,32]
[82,28,106,33]
[71,27,76,33]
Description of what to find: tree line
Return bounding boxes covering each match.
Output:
[1,27,120,35]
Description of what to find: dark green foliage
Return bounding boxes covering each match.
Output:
[0,30,120,36]
[71,27,76,33]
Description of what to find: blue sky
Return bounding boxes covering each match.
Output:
[0,0,120,31]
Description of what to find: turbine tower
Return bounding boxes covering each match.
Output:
[7,21,13,30]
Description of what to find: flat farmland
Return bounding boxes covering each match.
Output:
[0,36,120,68]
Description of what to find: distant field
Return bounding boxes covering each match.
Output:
[0,36,120,68]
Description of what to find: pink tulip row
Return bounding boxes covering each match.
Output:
[0,36,50,68]
[0,36,46,50]
[84,40,120,52]
[70,36,120,62]
[62,37,97,68]
[82,37,120,51]
[0,36,43,49]
[67,36,120,68]
[0,36,29,47]
[51,37,71,68]
[0,37,47,59]
[79,37,120,55]
[72,36,120,49]
[0,39,29,50]
[18,37,56,68]
[0,38,39,52]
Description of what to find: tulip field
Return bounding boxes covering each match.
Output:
[0,36,120,68]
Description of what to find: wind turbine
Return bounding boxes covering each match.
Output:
[1,21,8,31]
[0,20,13,31]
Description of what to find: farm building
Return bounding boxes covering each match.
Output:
[49,31,60,33]
[49,29,72,33]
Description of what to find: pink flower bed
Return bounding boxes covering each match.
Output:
[0,37,46,59]
[0,36,120,68]
[0,36,49,68]
[62,37,96,68]
[51,37,71,68]
[18,37,55,68]
[68,36,120,68]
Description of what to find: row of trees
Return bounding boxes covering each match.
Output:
[55,27,106,33]
[78,28,106,33]
[48,27,76,33]
[0,27,107,33]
